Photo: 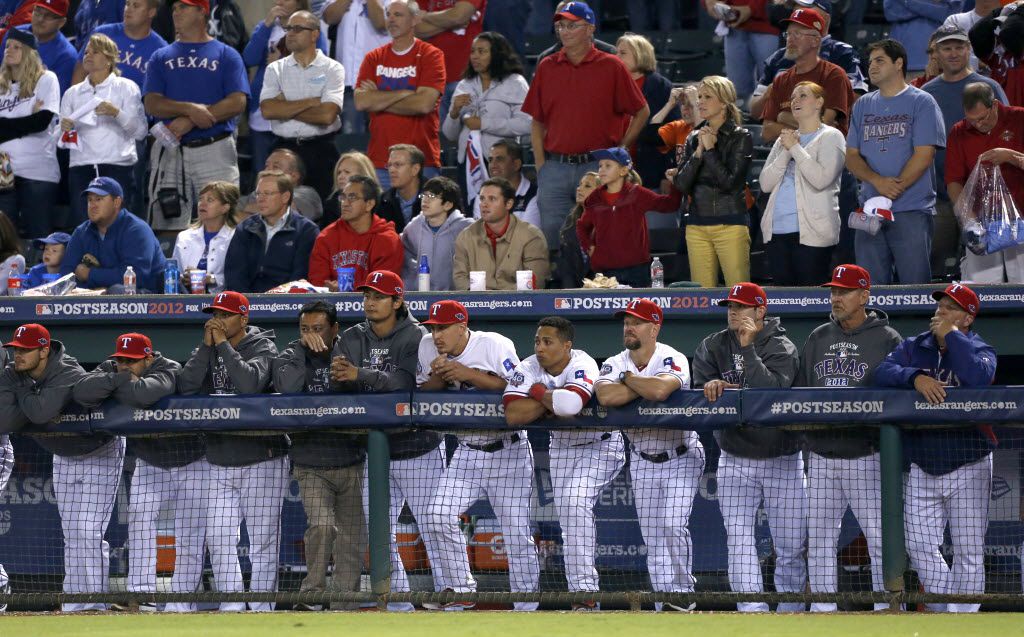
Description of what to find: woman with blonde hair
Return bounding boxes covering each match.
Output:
[323,151,378,226]
[759,81,845,286]
[60,33,148,226]
[0,31,61,240]
[172,181,242,294]
[673,75,753,288]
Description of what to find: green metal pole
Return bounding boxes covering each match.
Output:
[367,430,391,603]
[880,424,906,596]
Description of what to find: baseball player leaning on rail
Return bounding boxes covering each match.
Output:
[595,298,704,613]
[504,316,623,612]
[692,283,805,613]
[0,323,121,613]
[797,265,902,612]
[417,300,540,612]
[875,283,997,614]
[74,332,205,614]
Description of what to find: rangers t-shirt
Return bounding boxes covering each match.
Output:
[356,38,445,167]
[77,23,168,90]
[0,70,60,183]
[503,349,604,447]
[422,0,484,88]
[596,342,695,454]
[417,329,521,446]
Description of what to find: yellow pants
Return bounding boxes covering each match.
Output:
[686,224,751,288]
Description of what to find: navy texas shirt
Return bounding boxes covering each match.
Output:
[77,22,168,90]
[74,0,125,45]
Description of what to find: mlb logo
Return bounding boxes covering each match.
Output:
[395,403,411,416]
[36,304,53,316]
[554,298,571,309]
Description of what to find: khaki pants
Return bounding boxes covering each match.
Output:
[686,224,750,288]
[295,464,367,609]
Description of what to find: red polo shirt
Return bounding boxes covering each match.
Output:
[946,102,1024,207]
[522,45,647,155]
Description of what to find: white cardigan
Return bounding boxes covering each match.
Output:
[171,225,235,293]
[759,124,846,248]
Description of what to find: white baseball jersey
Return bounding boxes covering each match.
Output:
[596,343,697,454]
[504,349,603,447]
[417,330,522,446]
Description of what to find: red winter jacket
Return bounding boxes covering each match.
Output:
[307,214,403,287]
[577,182,681,272]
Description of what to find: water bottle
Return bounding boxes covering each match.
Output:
[650,256,664,288]
[164,259,179,295]
[123,266,137,295]
[418,254,431,292]
[7,264,21,297]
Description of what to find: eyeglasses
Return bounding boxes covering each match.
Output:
[555,21,589,33]
[282,25,318,33]
[255,190,281,199]
[419,192,440,201]
[341,193,366,203]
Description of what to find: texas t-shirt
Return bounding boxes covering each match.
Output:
[78,22,168,89]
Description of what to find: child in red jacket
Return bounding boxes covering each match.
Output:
[576,147,682,287]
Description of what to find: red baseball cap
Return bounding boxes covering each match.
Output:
[6,323,50,349]
[614,298,663,325]
[34,0,68,17]
[821,264,871,290]
[111,333,153,360]
[423,300,469,325]
[782,7,827,36]
[932,283,980,316]
[718,282,768,308]
[203,290,250,316]
[358,270,404,298]
[174,0,210,14]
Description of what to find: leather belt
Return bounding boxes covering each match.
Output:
[466,433,521,453]
[282,132,335,146]
[182,131,232,148]
[639,443,689,464]
[546,152,594,165]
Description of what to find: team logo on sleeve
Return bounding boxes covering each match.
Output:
[663,357,681,372]
[574,369,593,384]
[503,358,515,372]
[510,372,525,387]
[600,363,613,375]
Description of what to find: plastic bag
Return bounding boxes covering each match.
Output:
[954,159,1024,255]
[23,273,78,297]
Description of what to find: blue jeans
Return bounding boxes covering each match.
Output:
[249,129,277,178]
[854,210,934,285]
[439,82,458,125]
[536,158,599,251]
[0,177,59,239]
[376,167,441,192]
[484,0,528,56]
[724,29,780,101]
[68,164,137,226]
[132,138,149,218]
[342,87,368,135]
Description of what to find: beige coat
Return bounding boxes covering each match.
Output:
[453,215,550,290]
[759,124,846,248]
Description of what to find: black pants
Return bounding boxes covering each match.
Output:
[274,134,339,206]
[766,233,834,286]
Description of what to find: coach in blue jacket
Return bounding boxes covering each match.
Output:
[61,177,166,293]
[875,282,996,614]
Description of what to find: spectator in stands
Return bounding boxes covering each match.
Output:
[254,148,324,221]
[535,1,617,61]
[0,30,60,240]
[178,290,287,612]
[846,39,945,285]
[616,32,676,191]
[9,0,76,94]
[673,76,753,288]
[0,1,34,43]
[260,9,343,208]
[909,41,940,89]
[0,212,23,293]
[60,33,147,227]
[875,282,996,614]
[400,175,473,290]
[73,0,123,45]
[969,2,1024,108]
[172,181,241,294]
[453,176,549,290]
[654,85,698,168]
[322,0,387,134]
[442,31,531,172]
[946,83,1024,283]
[577,147,681,287]
[308,174,403,289]
[324,150,377,226]
[273,300,367,611]
[472,140,540,227]
[702,0,780,105]
[759,81,846,286]
[62,177,166,293]
[942,0,1000,70]
[23,231,69,289]
[245,1,328,176]
[225,170,319,293]
[355,0,445,190]
[377,143,424,233]
[883,0,958,73]
[143,0,248,237]
[557,170,599,288]
[415,0,486,120]
[522,1,648,251]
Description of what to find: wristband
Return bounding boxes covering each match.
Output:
[528,383,547,402]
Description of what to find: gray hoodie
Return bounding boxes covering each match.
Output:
[272,337,365,469]
[331,308,441,460]
[178,326,287,467]
[0,340,108,456]
[74,354,206,469]
[692,316,801,459]
[797,309,903,458]
[400,210,474,291]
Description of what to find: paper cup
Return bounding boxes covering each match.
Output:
[190,269,207,294]
[516,270,535,290]
[469,271,487,291]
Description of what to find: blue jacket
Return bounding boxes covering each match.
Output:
[61,209,167,292]
[875,328,997,475]
[23,263,55,290]
[224,210,319,293]
[241,21,327,116]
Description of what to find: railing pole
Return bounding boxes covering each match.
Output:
[367,429,391,608]
[880,424,906,601]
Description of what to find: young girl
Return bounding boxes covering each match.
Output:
[558,172,600,288]
[576,147,681,287]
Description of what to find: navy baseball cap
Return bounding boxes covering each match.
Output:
[82,176,124,200]
[6,28,38,51]
[592,147,632,167]
[32,232,71,249]
[555,2,596,25]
